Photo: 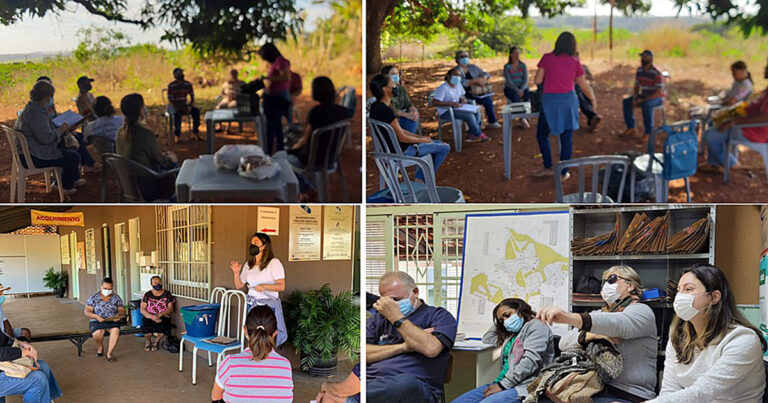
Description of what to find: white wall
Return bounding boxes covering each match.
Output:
[0,234,62,294]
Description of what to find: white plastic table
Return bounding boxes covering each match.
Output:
[502,105,540,180]
[204,109,265,154]
[175,154,298,202]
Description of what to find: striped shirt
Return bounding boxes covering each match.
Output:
[216,349,293,402]
[167,80,194,107]
[635,66,664,98]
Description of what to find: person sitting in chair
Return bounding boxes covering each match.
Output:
[381,65,420,134]
[621,50,665,138]
[167,67,202,142]
[216,69,244,110]
[84,278,125,362]
[75,75,96,121]
[0,285,31,342]
[83,96,123,142]
[455,50,501,129]
[0,330,62,402]
[140,276,175,352]
[366,271,458,403]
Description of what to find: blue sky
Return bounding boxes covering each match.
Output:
[0,0,332,54]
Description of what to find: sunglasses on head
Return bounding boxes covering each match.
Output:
[603,274,628,285]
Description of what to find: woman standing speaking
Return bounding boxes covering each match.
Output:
[231,232,288,346]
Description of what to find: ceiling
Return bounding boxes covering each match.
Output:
[0,206,72,234]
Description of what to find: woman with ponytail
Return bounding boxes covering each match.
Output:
[230,232,288,346]
[212,305,293,403]
[720,61,754,106]
[648,264,766,402]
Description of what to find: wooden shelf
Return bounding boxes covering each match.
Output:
[572,253,710,261]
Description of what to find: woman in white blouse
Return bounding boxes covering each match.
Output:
[649,263,766,402]
[230,232,287,346]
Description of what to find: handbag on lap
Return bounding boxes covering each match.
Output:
[0,340,40,378]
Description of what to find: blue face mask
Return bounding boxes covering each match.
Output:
[0,296,5,305]
[459,57,470,66]
[397,295,415,317]
[503,314,523,333]
[450,76,461,86]
[390,74,400,85]
[46,98,54,107]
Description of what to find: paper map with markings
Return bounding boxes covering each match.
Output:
[458,211,571,339]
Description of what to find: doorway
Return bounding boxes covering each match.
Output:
[69,232,79,299]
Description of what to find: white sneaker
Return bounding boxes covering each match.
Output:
[487,122,501,129]
[73,179,87,187]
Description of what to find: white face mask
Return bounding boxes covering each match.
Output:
[101,288,112,297]
[674,292,707,321]
[601,282,621,305]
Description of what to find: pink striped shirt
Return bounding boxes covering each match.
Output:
[216,349,294,402]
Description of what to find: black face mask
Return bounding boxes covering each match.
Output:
[391,87,399,98]
[249,244,261,256]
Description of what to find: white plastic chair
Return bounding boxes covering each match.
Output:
[554,155,630,203]
[724,122,768,185]
[428,90,479,153]
[372,152,464,203]
[337,86,357,148]
[190,290,247,384]
[288,119,352,202]
[162,88,194,140]
[2,125,65,203]
[368,119,435,191]
[178,287,228,381]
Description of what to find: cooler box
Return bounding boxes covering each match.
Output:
[180,304,220,337]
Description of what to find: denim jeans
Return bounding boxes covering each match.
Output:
[168,105,201,137]
[398,117,419,133]
[504,87,531,104]
[247,298,287,346]
[453,383,521,402]
[22,149,82,190]
[0,359,60,403]
[622,96,663,134]
[403,141,451,181]
[466,93,498,124]
[704,127,745,167]
[538,394,631,403]
[263,92,291,155]
[440,110,482,137]
[575,86,597,122]
[367,374,435,403]
[536,108,573,174]
[73,132,95,167]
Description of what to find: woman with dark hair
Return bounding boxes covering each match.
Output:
[369,73,451,181]
[538,265,658,402]
[286,76,351,198]
[382,65,421,133]
[84,278,125,362]
[83,96,123,142]
[433,67,488,143]
[533,31,597,179]
[14,80,83,195]
[503,47,531,129]
[648,264,766,402]
[140,275,175,352]
[454,298,553,402]
[258,43,292,155]
[230,232,288,346]
[720,61,753,106]
[212,305,293,403]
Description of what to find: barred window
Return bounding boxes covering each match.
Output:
[156,206,211,301]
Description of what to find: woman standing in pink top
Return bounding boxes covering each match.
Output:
[212,306,294,403]
[258,43,292,155]
[533,31,597,179]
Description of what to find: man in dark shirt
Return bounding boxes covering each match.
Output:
[167,67,202,142]
[366,271,458,403]
[621,50,665,137]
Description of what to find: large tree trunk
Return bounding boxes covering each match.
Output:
[366,0,398,75]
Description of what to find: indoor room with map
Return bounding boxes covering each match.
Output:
[364,204,768,403]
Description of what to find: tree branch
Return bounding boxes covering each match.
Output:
[70,0,148,27]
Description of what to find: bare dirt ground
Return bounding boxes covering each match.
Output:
[0,92,362,203]
[366,57,768,203]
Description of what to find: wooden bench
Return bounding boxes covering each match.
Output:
[31,326,143,356]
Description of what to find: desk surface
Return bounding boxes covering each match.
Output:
[204,109,259,122]
[175,154,298,202]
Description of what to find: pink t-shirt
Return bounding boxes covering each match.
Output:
[537,53,584,94]
[268,56,291,93]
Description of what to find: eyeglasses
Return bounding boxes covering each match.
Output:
[603,274,629,285]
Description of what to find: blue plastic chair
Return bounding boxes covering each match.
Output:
[178,287,231,384]
[190,290,247,384]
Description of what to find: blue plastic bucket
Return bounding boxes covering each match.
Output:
[180,304,220,337]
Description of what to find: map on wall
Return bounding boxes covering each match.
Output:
[458,211,571,339]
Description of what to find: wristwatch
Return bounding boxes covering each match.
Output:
[393,316,408,328]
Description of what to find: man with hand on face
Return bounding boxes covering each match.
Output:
[621,50,665,138]
[366,271,457,403]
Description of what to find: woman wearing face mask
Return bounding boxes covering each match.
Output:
[84,278,125,362]
[647,264,766,402]
[369,74,451,182]
[433,67,489,143]
[381,65,421,134]
[230,232,288,346]
[212,305,293,403]
[140,275,176,352]
[538,265,657,403]
[454,298,554,403]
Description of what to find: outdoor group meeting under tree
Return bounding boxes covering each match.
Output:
[0,0,363,204]
[366,0,768,204]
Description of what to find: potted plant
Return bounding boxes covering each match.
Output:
[285,284,359,376]
[43,267,68,298]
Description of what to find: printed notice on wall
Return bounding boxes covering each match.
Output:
[257,207,280,236]
[60,235,70,265]
[85,229,97,274]
[288,205,321,261]
[323,206,354,260]
[77,241,86,271]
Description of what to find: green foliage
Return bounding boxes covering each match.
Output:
[284,284,359,372]
[42,267,67,290]
[73,26,130,63]
[478,14,537,54]
[672,0,768,37]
